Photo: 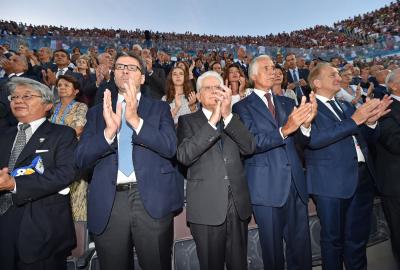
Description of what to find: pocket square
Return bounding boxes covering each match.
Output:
[35,149,49,153]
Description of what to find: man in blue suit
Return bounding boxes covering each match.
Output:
[75,51,183,270]
[233,55,317,270]
[305,63,392,270]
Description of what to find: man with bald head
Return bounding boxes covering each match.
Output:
[305,63,391,270]
[233,55,317,270]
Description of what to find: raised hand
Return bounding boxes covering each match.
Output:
[303,91,318,128]
[122,78,140,129]
[281,96,312,137]
[220,85,232,118]
[209,96,222,126]
[103,89,122,140]
[351,98,380,125]
[188,91,197,112]
[366,95,392,124]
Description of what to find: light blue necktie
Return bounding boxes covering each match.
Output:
[118,102,134,176]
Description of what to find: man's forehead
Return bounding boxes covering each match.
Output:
[116,56,139,65]
[14,85,35,93]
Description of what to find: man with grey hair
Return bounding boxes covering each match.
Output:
[0,77,77,269]
[375,68,400,266]
[177,71,255,270]
[233,55,317,270]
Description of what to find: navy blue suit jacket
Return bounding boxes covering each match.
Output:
[233,92,309,207]
[75,95,183,235]
[304,99,378,199]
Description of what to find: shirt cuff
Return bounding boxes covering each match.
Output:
[208,121,217,130]
[11,180,16,193]
[134,118,144,134]
[223,113,233,128]
[104,130,115,145]
[366,122,377,129]
[300,125,311,137]
[279,127,287,139]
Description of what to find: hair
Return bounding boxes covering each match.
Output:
[308,62,333,90]
[114,51,146,75]
[77,55,91,75]
[285,52,296,61]
[165,66,194,103]
[386,68,400,92]
[56,74,81,90]
[196,71,224,92]
[274,64,288,89]
[7,77,54,104]
[39,47,53,57]
[223,63,244,81]
[53,49,70,60]
[248,55,272,85]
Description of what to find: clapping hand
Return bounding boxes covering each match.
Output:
[103,89,122,140]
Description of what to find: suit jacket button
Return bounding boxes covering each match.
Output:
[286,163,290,166]
[224,176,229,180]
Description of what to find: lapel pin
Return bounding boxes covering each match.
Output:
[39,138,45,143]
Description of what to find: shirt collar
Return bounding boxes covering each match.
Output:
[315,94,335,103]
[391,94,400,102]
[253,88,272,100]
[18,117,46,134]
[202,107,212,120]
[117,92,141,104]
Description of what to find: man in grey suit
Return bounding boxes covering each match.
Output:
[177,71,255,270]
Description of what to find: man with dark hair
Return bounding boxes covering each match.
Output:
[285,53,310,101]
[75,51,183,270]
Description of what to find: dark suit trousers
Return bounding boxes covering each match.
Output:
[382,196,400,266]
[189,189,249,270]
[252,183,312,270]
[314,163,374,270]
[93,185,173,270]
[0,206,67,270]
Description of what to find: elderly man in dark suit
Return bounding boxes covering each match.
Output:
[375,68,400,266]
[305,63,391,270]
[75,51,183,270]
[233,55,317,270]
[177,71,255,270]
[0,77,77,270]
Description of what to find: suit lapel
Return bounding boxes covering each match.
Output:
[0,127,18,167]
[248,92,277,127]
[16,121,52,167]
[138,95,152,121]
[317,99,341,122]
[273,95,288,126]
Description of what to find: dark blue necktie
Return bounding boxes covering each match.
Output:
[216,120,224,149]
[327,100,345,120]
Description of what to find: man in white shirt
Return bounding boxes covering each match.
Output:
[75,51,182,270]
[305,62,392,270]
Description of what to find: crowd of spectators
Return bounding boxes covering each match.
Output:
[1,1,399,50]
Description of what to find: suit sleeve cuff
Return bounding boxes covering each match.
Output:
[208,121,217,130]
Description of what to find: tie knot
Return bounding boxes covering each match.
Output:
[19,123,30,131]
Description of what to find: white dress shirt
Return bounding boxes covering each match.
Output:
[253,89,311,138]
[105,93,144,184]
[315,94,377,162]
[202,107,233,129]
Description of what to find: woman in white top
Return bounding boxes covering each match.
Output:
[162,66,197,125]
[336,68,363,107]
[223,63,248,106]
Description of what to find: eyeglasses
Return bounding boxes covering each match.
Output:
[114,63,141,72]
[8,94,42,102]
